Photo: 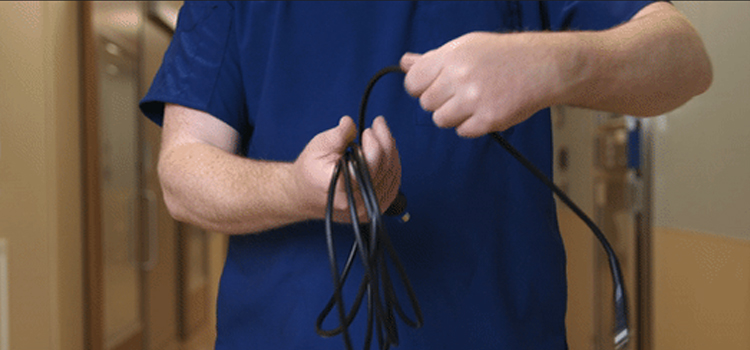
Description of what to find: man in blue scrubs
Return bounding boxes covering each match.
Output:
[141,2,711,349]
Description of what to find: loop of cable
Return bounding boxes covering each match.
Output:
[316,65,630,350]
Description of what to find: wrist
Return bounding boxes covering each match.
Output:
[280,161,319,222]
[288,158,337,222]
[551,31,617,108]
[492,31,599,109]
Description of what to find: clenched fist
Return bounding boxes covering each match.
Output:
[401,31,571,138]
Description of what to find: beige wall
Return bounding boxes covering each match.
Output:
[0,2,83,350]
[654,2,750,240]
[651,2,750,349]
[653,227,750,349]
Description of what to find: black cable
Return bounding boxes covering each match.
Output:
[316,66,424,350]
[490,133,630,349]
[317,65,630,350]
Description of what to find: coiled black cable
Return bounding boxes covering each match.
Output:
[316,66,423,350]
[317,65,630,350]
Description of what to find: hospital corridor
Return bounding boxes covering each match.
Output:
[0,1,749,350]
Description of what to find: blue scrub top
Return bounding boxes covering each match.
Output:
[141,2,653,349]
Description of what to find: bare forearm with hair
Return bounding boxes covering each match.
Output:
[558,2,712,116]
[158,141,305,235]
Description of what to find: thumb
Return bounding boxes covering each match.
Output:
[400,52,421,72]
[312,116,356,155]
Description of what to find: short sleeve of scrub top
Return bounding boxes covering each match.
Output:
[140,1,248,136]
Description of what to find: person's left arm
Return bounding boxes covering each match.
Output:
[401,2,712,138]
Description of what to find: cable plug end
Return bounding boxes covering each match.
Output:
[399,212,411,223]
[614,328,629,350]
[385,191,408,222]
[613,285,630,349]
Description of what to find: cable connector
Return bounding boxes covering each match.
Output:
[614,283,630,349]
[385,192,410,223]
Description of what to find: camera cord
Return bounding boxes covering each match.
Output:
[316,66,629,350]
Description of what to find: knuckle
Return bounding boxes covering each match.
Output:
[358,213,370,223]
[477,113,496,132]
[493,117,511,132]
[419,94,435,111]
[404,71,427,97]
[334,199,349,213]
[432,110,449,128]
[463,31,479,40]
[457,124,482,139]
[403,74,418,95]
[455,124,472,138]
[449,63,470,81]
[463,83,481,105]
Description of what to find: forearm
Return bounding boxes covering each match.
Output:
[158,141,309,235]
[157,105,395,234]
[558,2,712,116]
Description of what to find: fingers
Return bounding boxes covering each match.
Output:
[362,118,388,189]
[361,116,400,211]
[432,96,473,130]
[400,36,521,139]
[400,52,420,72]
[362,117,394,162]
[309,116,356,155]
[403,50,443,98]
[331,116,357,154]
[454,112,493,139]
[418,70,457,112]
[371,117,400,180]
[292,116,359,220]
[402,50,472,126]
[294,115,403,223]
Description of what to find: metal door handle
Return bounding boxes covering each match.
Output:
[142,189,159,271]
[127,191,139,269]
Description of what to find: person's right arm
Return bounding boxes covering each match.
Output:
[158,104,401,235]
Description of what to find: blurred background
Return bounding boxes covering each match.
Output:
[0,1,747,350]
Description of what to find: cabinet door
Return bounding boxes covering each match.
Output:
[141,16,181,350]
[83,2,146,350]
[86,3,216,350]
